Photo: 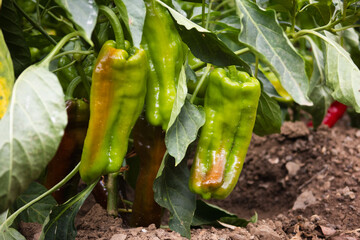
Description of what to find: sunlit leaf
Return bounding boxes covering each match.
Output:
[0,65,67,212]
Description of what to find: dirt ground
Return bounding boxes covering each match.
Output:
[20,119,360,240]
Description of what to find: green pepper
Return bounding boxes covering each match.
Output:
[189,66,261,199]
[44,99,89,203]
[142,0,184,130]
[56,55,78,92]
[79,40,148,184]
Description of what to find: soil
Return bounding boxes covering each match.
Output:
[20,120,360,240]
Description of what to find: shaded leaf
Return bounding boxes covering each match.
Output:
[153,158,196,239]
[219,213,257,227]
[301,35,333,128]
[253,91,282,136]
[0,0,31,76]
[192,200,257,227]
[0,65,67,212]
[192,200,236,226]
[55,0,98,45]
[39,181,96,240]
[156,0,251,74]
[166,99,205,165]
[13,182,57,224]
[167,66,187,131]
[235,0,312,106]
[0,211,25,240]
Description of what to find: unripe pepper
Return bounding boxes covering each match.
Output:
[189,66,261,199]
[79,40,148,184]
[130,115,165,227]
[142,0,184,129]
[56,55,78,92]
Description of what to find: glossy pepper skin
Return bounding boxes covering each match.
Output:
[57,55,78,92]
[79,40,148,184]
[189,67,261,199]
[130,115,165,227]
[142,0,184,129]
[44,99,89,203]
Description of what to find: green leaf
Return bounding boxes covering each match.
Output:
[235,0,312,106]
[166,99,205,166]
[219,212,257,227]
[300,36,333,128]
[323,31,360,112]
[13,182,57,224]
[267,0,295,13]
[192,200,236,226]
[156,0,251,74]
[0,65,67,213]
[55,0,98,45]
[192,200,257,227]
[0,210,25,240]
[121,0,146,48]
[0,0,31,76]
[167,66,187,131]
[153,158,196,239]
[39,181,96,240]
[253,91,282,136]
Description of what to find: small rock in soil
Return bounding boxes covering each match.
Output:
[286,161,301,176]
[248,224,282,240]
[292,190,317,210]
[110,233,127,240]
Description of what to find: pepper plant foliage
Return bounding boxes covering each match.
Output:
[0,0,359,239]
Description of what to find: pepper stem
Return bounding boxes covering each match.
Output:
[228,65,238,82]
[98,5,125,50]
[107,172,119,216]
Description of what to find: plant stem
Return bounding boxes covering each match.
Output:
[205,0,214,30]
[39,31,83,67]
[254,55,259,79]
[65,76,82,100]
[36,0,41,24]
[234,47,250,56]
[52,50,94,60]
[52,59,77,73]
[13,0,57,46]
[228,65,238,81]
[98,5,125,49]
[107,173,119,216]
[332,24,360,32]
[0,163,81,229]
[202,0,206,27]
[291,12,360,39]
[214,0,231,11]
[190,64,211,103]
[290,1,296,34]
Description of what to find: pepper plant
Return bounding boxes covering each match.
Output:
[0,0,360,239]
